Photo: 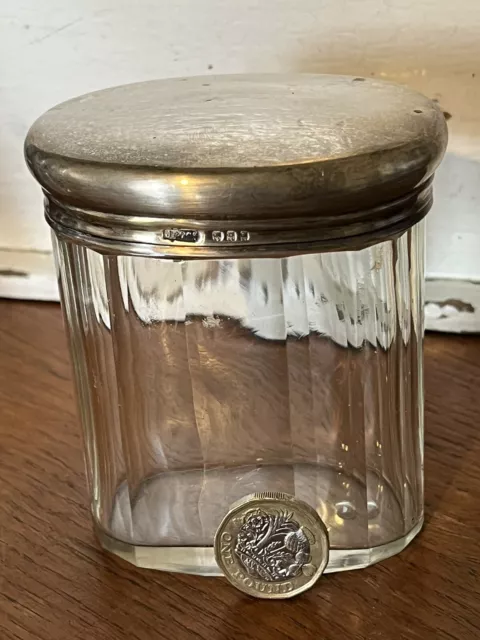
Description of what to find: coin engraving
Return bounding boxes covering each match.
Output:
[234,509,314,581]
[214,492,329,599]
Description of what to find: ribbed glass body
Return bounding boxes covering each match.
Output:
[53,222,425,575]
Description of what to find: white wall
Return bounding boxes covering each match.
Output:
[2,0,480,329]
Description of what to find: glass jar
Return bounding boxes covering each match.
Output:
[25,74,447,579]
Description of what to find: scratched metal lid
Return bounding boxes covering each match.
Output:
[25,73,447,257]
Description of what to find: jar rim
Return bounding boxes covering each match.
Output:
[45,178,432,257]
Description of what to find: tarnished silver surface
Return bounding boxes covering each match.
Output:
[44,182,432,257]
[25,74,447,257]
[214,492,329,599]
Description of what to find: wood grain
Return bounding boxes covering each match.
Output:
[0,300,479,640]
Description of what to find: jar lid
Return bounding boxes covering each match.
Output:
[25,74,447,257]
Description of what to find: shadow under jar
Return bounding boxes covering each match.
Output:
[25,74,447,576]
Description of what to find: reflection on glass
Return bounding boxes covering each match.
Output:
[53,222,425,574]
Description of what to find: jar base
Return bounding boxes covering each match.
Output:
[94,517,423,576]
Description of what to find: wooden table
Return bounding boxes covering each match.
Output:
[0,300,479,640]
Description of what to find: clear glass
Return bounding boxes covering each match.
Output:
[53,222,425,575]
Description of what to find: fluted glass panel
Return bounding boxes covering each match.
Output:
[54,222,425,574]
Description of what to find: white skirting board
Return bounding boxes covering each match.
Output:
[0,250,59,302]
[425,279,480,333]
[1,249,479,334]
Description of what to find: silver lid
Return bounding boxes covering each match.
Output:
[25,74,447,257]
